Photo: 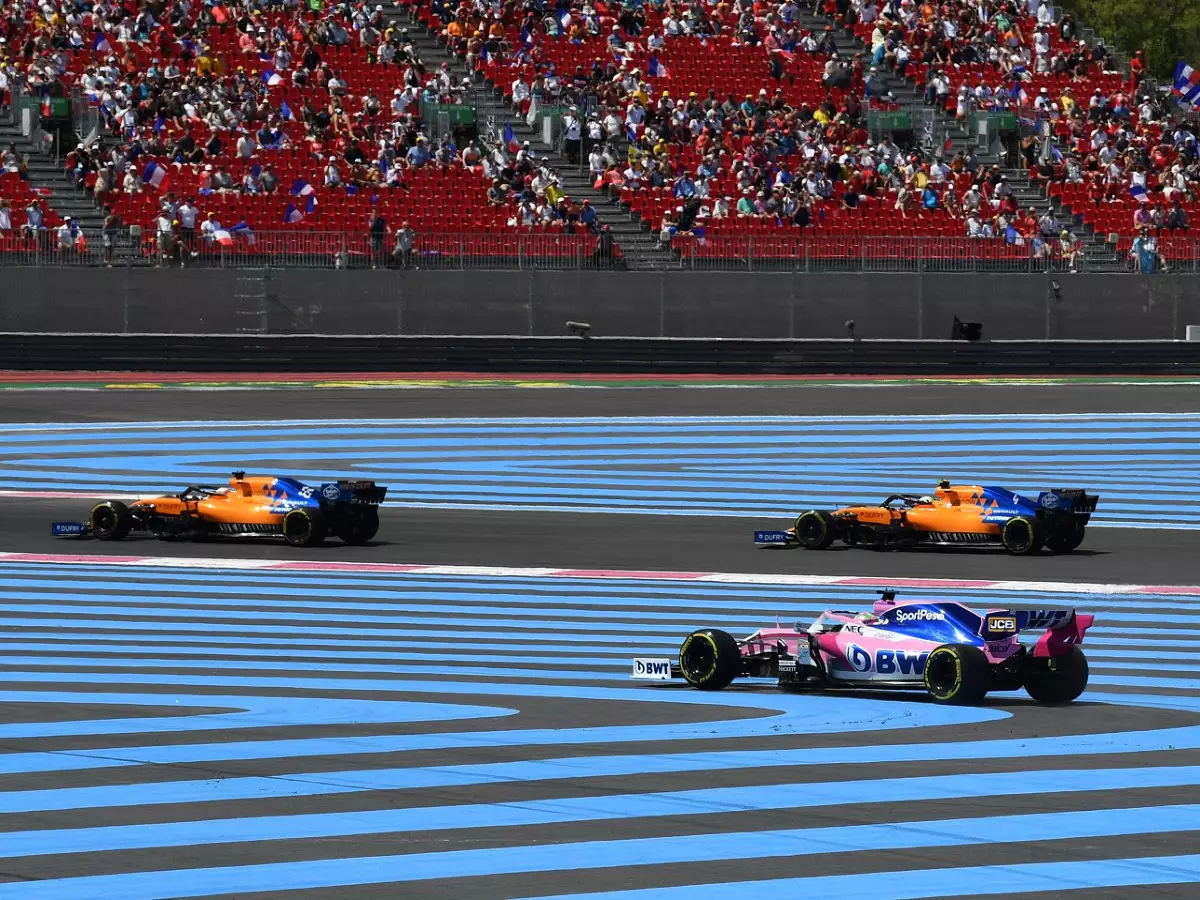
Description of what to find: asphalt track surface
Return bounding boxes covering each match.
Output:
[2,384,1200,900]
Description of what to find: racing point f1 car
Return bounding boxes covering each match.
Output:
[754,481,1099,555]
[631,590,1094,705]
[52,471,387,547]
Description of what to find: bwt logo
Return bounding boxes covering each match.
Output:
[894,608,946,623]
[1024,610,1070,628]
[875,649,929,675]
[846,644,928,675]
[847,643,873,672]
[632,658,672,679]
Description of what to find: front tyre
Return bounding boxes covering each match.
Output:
[678,628,740,690]
[334,507,379,545]
[1024,646,1089,704]
[794,510,836,550]
[90,501,132,541]
[283,508,327,547]
[1045,521,1086,554]
[1002,516,1045,555]
[923,643,990,705]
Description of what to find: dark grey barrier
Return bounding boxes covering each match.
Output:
[1,268,1198,339]
[3,333,1200,374]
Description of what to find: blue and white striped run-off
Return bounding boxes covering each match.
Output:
[0,414,1196,527]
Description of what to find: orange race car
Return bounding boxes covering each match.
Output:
[52,471,388,547]
[754,481,1099,555]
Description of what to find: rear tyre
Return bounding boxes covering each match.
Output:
[1023,646,1089,704]
[678,628,740,690]
[1002,516,1045,555]
[283,508,327,547]
[1045,522,1086,554]
[923,643,990,705]
[794,510,836,550]
[90,501,132,541]
[335,507,379,545]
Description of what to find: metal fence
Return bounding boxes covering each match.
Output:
[670,234,1200,274]
[0,229,623,270]
[1,229,1198,273]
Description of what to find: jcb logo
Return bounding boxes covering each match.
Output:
[988,616,1017,632]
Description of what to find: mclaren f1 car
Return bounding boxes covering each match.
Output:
[754,481,1098,555]
[52,471,387,547]
[631,589,1094,705]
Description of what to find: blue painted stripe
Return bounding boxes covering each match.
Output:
[0,690,510,740]
[519,855,1200,900]
[0,760,1192,827]
[8,574,1200,615]
[0,805,1197,899]
[3,415,1197,525]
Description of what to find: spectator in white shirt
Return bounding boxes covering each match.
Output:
[176,198,199,243]
[200,211,221,241]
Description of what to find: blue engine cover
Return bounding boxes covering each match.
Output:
[874,603,986,647]
[975,486,1040,525]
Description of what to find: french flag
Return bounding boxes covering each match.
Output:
[91,32,112,53]
[280,99,294,121]
[212,228,234,247]
[504,122,519,153]
[1173,62,1200,107]
[647,54,669,79]
[1012,81,1029,106]
[290,178,314,197]
[142,161,169,191]
[283,203,304,224]
[520,23,534,47]
[229,221,256,245]
[557,8,571,32]
[1129,183,1149,201]
[261,70,283,86]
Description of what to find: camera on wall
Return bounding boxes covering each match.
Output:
[566,321,592,338]
[951,317,982,341]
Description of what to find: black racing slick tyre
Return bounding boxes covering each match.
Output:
[794,510,837,550]
[89,501,132,541]
[1045,522,1086,554]
[1002,516,1045,555]
[923,643,991,705]
[678,628,740,690]
[283,508,327,547]
[334,507,379,545]
[1023,646,1089,704]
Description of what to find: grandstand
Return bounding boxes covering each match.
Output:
[0,0,1195,272]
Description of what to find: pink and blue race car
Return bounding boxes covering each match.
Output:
[631,590,1093,705]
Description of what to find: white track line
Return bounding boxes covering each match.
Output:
[0,552,1196,595]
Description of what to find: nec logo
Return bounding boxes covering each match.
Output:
[987,616,1017,632]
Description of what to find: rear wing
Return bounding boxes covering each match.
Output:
[319,481,388,505]
[979,608,1095,657]
[1036,489,1099,521]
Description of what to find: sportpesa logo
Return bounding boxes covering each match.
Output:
[893,608,946,623]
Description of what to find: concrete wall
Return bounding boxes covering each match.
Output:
[2,268,1197,339]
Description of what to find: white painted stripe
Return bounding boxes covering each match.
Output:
[1,553,1198,596]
